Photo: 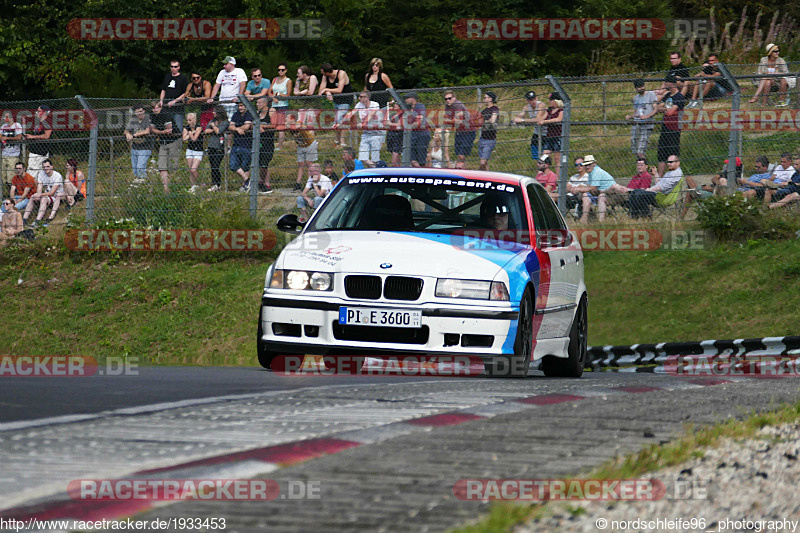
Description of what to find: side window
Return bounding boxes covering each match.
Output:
[526,184,549,232]
[527,183,568,247]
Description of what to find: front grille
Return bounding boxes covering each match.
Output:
[383,276,423,300]
[345,275,382,299]
[332,322,429,344]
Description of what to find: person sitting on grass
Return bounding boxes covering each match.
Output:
[768,155,800,209]
[0,199,23,247]
[22,159,63,228]
[737,156,773,203]
[296,162,332,222]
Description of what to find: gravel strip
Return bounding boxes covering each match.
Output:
[520,422,800,532]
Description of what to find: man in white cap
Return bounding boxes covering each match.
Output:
[572,154,630,224]
[208,56,247,120]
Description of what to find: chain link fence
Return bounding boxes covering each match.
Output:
[2,62,799,232]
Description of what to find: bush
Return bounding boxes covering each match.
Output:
[697,193,800,242]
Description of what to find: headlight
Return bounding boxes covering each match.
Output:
[435,279,509,301]
[271,270,334,291]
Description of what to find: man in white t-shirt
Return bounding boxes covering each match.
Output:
[1,111,24,196]
[208,56,247,119]
[296,162,332,221]
[336,91,383,164]
[23,158,64,227]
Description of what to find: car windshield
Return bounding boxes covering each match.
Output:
[305,174,529,239]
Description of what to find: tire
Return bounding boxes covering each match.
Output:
[542,296,587,378]
[485,287,533,377]
[257,307,278,370]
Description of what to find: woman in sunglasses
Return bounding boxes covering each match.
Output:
[750,43,790,106]
[270,63,293,151]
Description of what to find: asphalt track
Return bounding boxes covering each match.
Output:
[1,367,799,532]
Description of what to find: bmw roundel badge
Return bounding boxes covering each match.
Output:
[380,263,392,269]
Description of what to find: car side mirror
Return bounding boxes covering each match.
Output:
[277,213,305,235]
[536,229,571,248]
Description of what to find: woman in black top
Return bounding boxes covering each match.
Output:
[257,97,275,193]
[203,108,228,191]
[364,58,393,109]
[183,112,204,192]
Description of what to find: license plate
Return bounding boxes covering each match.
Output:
[339,307,422,328]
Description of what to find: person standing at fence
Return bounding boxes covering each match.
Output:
[286,112,318,189]
[245,68,270,101]
[151,101,181,193]
[337,91,382,165]
[655,74,685,177]
[208,56,247,120]
[180,71,213,127]
[270,64,292,151]
[403,92,431,168]
[24,106,53,178]
[23,159,63,227]
[364,58,393,110]
[319,63,353,147]
[256,96,274,194]
[477,91,499,171]
[160,59,188,132]
[183,112,204,193]
[541,93,563,178]
[385,100,403,167]
[229,101,253,193]
[124,105,153,185]
[203,107,228,192]
[294,65,319,128]
[625,80,657,160]
[513,91,545,162]
[1,111,23,197]
[443,91,473,169]
[664,52,690,96]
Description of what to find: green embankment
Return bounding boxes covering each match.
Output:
[2,238,798,365]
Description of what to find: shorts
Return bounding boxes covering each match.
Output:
[410,133,430,164]
[386,131,403,154]
[477,138,496,160]
[706,84,727,99]
[297,140,319,163]
[157,140,181,171]
[260,145,274,167]
[221,102,237,120]
[543,136,561,152]
[773,186,799,201]
[454,130,476,157]
[229,146,251,172]
[657,129,681,162]
[186,149,204,159]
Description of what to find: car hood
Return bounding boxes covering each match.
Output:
[278,231,529,280]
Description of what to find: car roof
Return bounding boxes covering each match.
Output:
[345,168,526,186]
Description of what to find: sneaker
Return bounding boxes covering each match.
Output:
[132,177,147,185]
[258,184,273,194]
[776,100,790,107]
[293,182,303,191]
[188,185,199,194]
[29,220,39,228]
[207,185,221,192]
[238,180,251,193]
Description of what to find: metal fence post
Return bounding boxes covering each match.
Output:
[547,75,570,215]
[718,64,741,195]
[602,81,607,135]
[239,95,260,219]
[76,95,98,223]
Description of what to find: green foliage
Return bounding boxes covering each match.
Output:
[696,194,763,240]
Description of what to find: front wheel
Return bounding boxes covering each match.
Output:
[542,297,587,378]
[485,287,533,377]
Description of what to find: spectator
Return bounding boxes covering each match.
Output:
[229,101,253,192]
[296,162,332,221]
[480,196,510,231]
[655,74,685,177]
[628,157,653,189]
[245,68,270,101]
[323,159,339,186]
[364,58,393,109]
[478,91,499,171]
[5,162,35,212]
[270,63,293,151]
[443,91,474,169]
[628,155,683,218]
[768,155,800,209]
[342,146,366,173]
[286,112,318,189]
[23,158,63,227]
[625,80,657,159]
[63,159,85,206]
[703,157,743,195]
[427,128,449,169]
[256,96,274,194]
[541,93,564,177]
[203,107,228,192]
[575,155,630,224]
[513,91,545,161]
[536,154,558,201]
[750,44,790,106]
[403,92,431,168]
[337,91,382,165]
[664,51,690,96]
[687,54,731,108]
[385,100,403,167]
[319,63,354,147]
[208,56,247,120]
[1,111,23,195]
[565,157,589,214]
[0,199,23,247]
[183,112,204,193]
[24,106,53,177]
[124,105,153,184]
[294,65,319,127]
[737,156,772,202]
[151,101,181,193]
[160,59,188,131]
[180,71,213,127]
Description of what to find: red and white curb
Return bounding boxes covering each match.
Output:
[0,378,732,525]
